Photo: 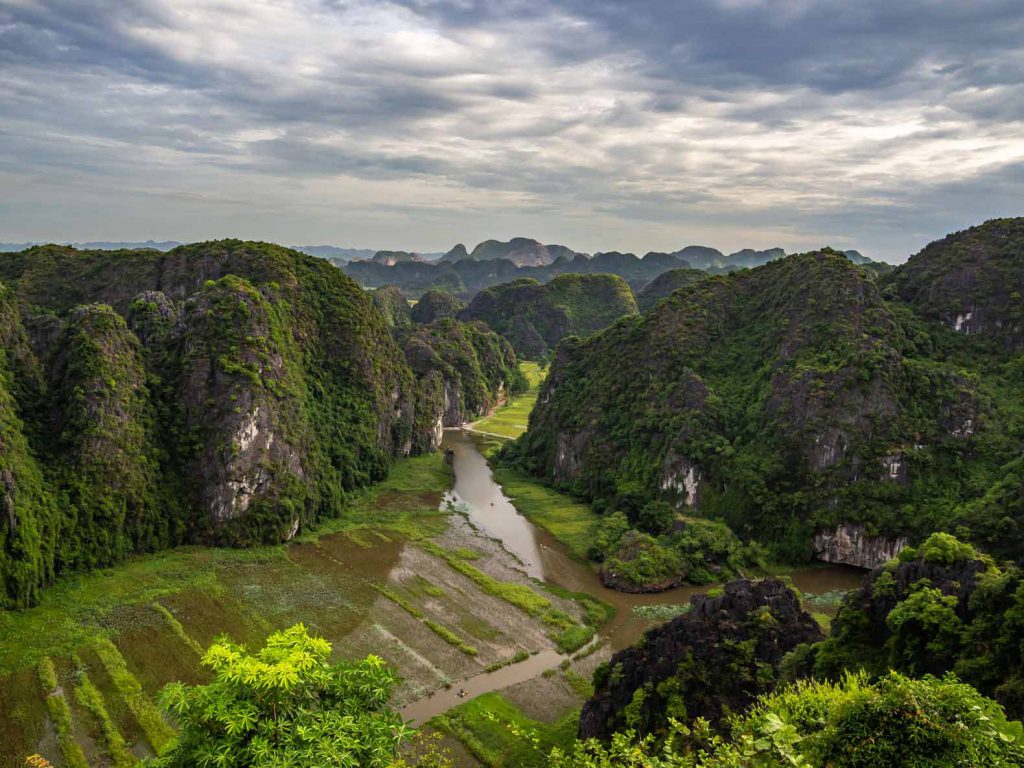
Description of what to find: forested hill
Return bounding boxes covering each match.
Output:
[0,240,523,609]
[461,273,639,358]
[509,224,1024,561]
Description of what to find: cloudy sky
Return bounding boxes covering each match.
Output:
[1,0,1022,261]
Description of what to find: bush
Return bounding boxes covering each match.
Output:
[146,624,408,768]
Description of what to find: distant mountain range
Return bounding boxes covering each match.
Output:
[0,240,183,252]
[0,238,883,274]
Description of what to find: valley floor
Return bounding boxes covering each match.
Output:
[0,370,863,768]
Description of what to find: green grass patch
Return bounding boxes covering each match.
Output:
[471,362,545,439]
[419,540,552,616]
[38,658,90,768]
[562,668,594,699]
[151,602,204,656]
[71,661,136,768]
[423,620,478,656]
[552,625,595,654]
[429,691,577,768]
[483,650,530,673]
[491,468,599,561]
[91,639,175,752]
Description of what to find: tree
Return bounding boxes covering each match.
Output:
[550,672,1024,768]
[147,623,410,768]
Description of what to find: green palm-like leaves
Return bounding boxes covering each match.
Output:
[147,624,405,768]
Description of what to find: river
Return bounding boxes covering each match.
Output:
[400,429,866,724]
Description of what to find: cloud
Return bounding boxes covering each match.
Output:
[0,0,1021,260]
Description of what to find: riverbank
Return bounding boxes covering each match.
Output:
[0,444,603,767]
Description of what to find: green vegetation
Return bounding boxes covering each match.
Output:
[146,624,409,767]
[813,533,1024,718]
[508,243,1024,563]
[93,638,175,751]
[635,268,707,312]
[0,240,433,607]
[400,317,528,446]
[483,649,530,673]
[431,691,578,768]
[371,284,412,326]
[410,289,465,324]
[462,274,639,358]
[552,673,1024,767]
[373,582,479,655]
[472,361,545,438]
[631,604,691,621]
[37,658,90,768]
[71,661,136,768]
[418,539,596,653]
[492,464,598,560]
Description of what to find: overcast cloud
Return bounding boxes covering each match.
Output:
[1,0,1022,260]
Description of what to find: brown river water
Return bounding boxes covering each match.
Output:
[400,429,865,724]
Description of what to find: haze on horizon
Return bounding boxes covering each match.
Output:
[1,0,1022,262]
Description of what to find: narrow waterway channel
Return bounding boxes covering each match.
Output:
[400,429,867,724]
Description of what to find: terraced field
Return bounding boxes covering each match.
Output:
[0,451,601,767]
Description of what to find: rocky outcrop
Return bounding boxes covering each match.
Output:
[0,240,427,606]
[410,290,465,324]
[175,277,309,543]
[48,304,169,567]
[400,318,526,448]
[813,523,906,569]
[890,217,1024,352]
[511,249,988,551]
[579,579,824,739]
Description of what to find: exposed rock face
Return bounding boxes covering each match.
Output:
[813,524,906,569]
[461,237,582,267]
[0,240,429,606]
[176,277,309,542]
[399,318,526,450]
[579,579,824,739]
[127,291,178,347]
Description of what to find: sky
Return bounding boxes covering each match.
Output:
[1,1,1022,262]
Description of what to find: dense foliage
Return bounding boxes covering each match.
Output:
[146,624,408,768]
[410,290,465,324]
[371,285,412,327]
[556,673,1024,767]
[890,217,1024,351]
[580,579,824,740]
[462,274,639,358]
[508,238,1024,561]
[0,240,437,606]
[635,269,708,312]
[588,511,765,591]
[399,318,528,450]
[813,533,1024,718]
